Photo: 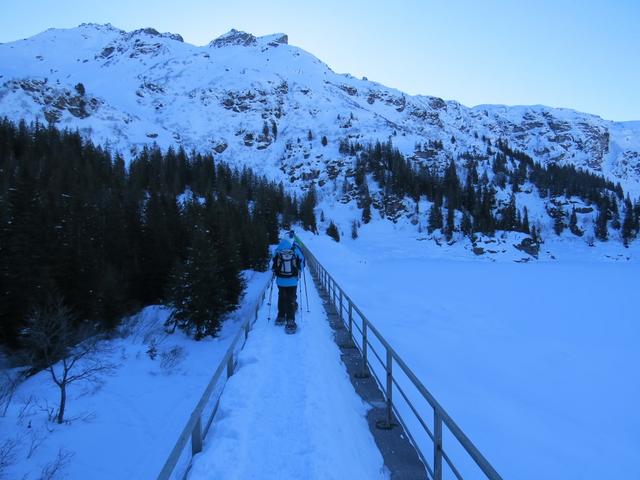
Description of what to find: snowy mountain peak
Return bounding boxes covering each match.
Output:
[209,29,288,48]
[126,27,184,43]
[261,33,289,45]
[209,29,257,48]
[73,23,183,42]
[75,22,124,35]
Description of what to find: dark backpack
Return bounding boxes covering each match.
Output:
[274,249,299,278]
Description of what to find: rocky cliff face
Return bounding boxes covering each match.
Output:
[1,23,639,196]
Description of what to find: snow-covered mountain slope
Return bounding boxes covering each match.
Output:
[1,23,639,197]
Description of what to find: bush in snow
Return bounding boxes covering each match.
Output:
[326,221,340,242]
[0,369,25,417]
[160,346,186,372]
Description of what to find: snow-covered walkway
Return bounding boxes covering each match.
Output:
[188,277,388,480]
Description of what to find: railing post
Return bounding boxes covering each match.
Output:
[329,277,336,305]
[386,348,393,425]
[227,354,234,378]
[376,348,394,430]
[332,279,336,306]
[355,321,369,378]
[348,302,353,338]
[339,290,343,322]
[434,411,443,480]
[192,416,203,455]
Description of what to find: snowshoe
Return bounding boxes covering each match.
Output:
[275,317,285,326]
[285,321,298,334]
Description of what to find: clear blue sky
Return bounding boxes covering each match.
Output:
[2,0,638,121]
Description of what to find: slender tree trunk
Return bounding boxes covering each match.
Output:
[57,383,66,424]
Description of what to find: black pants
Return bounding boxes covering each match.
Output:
[277,285,297,321]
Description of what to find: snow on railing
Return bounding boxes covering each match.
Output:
[297,238,503,480]
[156,278,272,480]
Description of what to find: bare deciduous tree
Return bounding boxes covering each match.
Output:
[0,369,24,417]
[22,297,115,424]
[0,438,18,479]
[40,448,74,480]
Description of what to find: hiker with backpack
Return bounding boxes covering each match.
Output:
[272,230,305,333]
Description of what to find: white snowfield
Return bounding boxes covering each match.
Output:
[1,24,639,196]
[297,224,640,480]
[188,275,388,480]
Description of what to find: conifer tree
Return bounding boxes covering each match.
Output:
[594,202,609,241]
[553,206,565,236]
[427,198,443,233]
[361,201,372,224]
[622,198,636,246]
[444,203,455,241]
[300,186,318,233]
[569,207,583,236]
[326,221,340,242]
[168,226,227,339]
[460,211,473,237]
[500,194,517,231]
[522,206,530,234]
[0,119,296,347]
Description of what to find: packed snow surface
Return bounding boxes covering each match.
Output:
[189,271,387,480]
[298,222,639,480]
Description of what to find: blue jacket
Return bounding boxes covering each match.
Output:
[272,238,305,287]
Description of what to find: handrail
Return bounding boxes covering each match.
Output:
[296,238,502,480]
[157,277,272,480]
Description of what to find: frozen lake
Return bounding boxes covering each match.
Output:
[300,225,640,479]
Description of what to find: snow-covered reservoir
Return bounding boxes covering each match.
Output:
[298,224,640,479]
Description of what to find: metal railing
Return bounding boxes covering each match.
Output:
[156,278,272,480]
[297,240,502,480]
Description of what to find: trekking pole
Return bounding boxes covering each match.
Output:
[303,267,310,313]
[267,275,274,322]
[298,281,303,323]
